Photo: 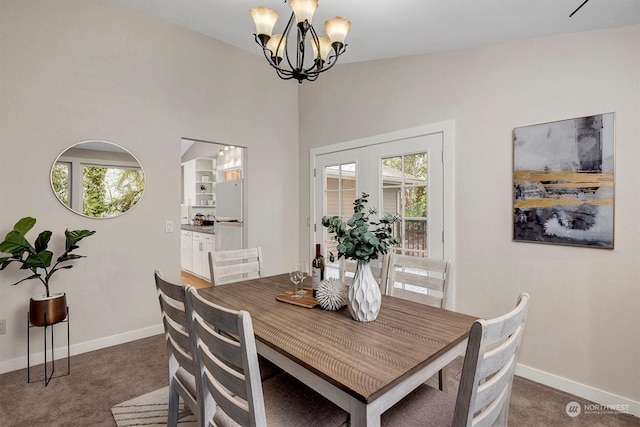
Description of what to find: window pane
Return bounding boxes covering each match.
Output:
[382,187,400,216]
[404,220,428,256]
[341,189,356,217]
[382,157,402,187]
[341,163,356,189]
[404,186,427,218]
[405,153,427,184]
[379,152,429,255]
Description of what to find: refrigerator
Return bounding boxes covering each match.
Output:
[214,180,244,251]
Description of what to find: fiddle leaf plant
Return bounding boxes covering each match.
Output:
[0,217,96,297]
[321,193,399,262]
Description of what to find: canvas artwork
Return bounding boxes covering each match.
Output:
[513,113,614,248]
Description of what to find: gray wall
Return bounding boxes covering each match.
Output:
[0,0,298,370]
[298,26,640,403]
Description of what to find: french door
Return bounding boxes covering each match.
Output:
[313,133,444,279]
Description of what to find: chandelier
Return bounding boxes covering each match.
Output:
[250,0,351,83]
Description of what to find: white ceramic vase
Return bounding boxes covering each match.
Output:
[347,260,381,322]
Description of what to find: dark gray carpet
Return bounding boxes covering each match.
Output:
[0,334,637,426]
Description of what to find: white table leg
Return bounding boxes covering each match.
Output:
[350,399,381,427]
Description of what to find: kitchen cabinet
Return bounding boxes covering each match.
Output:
[182,157,216,207]
[181,230,193,272]
[192,232,214,281]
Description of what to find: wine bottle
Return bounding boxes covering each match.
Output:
[312,244,325,297]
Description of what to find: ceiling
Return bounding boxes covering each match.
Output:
[116,0,639,64]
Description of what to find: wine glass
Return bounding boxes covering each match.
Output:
[290,265,304,299]
[296,262,309,295]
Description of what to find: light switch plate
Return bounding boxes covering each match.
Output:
[165,221,173,233]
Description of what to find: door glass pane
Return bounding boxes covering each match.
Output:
[382,156,402,187]
[404,186,427,218]
[323,162,357,278]
[404,153,427,184]
[381,153,429,256]
[404,220,427,257]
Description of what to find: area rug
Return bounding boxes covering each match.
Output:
[111,386,197,426]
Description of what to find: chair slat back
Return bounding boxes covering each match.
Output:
[155,271,195,372]
[453,293,530,427]
[186,286,267,427]
[387,254,452,308]
[209,247,263,286]
[339,254,389,294]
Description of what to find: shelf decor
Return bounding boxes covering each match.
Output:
[513,113,615,248]
[322,193,399,321]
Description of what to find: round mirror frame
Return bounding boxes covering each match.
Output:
[50,140,145,219]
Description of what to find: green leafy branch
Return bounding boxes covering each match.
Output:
[321,193,399,262]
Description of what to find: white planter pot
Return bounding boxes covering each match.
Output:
[347,260,381,322]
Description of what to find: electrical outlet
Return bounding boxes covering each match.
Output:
[0,319,6,335]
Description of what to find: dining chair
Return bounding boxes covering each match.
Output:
[339,253,390,294]
[154,270,208,427]
[184,285,350,427]
[381,293,531,427]
[387,253,453,391]
[208,247,263,286]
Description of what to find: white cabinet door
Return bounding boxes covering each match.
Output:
[181,230,193,271]
[192,232,215,281]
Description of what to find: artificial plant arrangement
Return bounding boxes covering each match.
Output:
[321,193,399,262]
[321,193,399,322]
[0,217,96,297]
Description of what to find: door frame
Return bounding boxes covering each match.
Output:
[309,120,456,307]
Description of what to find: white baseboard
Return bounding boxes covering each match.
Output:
[516,363,640,418]
[0,323,164,375]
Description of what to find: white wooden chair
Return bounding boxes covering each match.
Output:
[184,286,349,427]
[387,254,453,391]
[339,253,390,294]
[387,253,452,309]
[154,270,209,426]
[381,293,530,427]
[208,247,263,286]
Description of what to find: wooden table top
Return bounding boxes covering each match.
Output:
[197,274,477,404]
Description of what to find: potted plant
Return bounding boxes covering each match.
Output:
[0,217,95,326]
[321,193,399,321]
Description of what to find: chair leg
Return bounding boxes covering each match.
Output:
[438,366,450,393]
[168,382,180,427]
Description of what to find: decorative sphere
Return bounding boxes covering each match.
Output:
[316,278,347,311]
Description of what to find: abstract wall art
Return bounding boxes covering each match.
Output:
[513,113,615,248]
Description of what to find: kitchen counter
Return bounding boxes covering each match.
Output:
[181,224,215,234]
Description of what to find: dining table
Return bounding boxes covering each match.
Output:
[197,273,477,427]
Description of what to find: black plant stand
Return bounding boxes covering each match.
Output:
[27,307,70,386]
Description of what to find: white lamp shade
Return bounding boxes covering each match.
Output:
[266,34,286,58]
[325,16,351,44]
[312,36,332,61]
[289,0,318,24]
[250,7,279,36]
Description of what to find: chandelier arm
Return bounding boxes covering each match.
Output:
[281,13,298,74]
[311,44,348,75]
[302,24,322,74]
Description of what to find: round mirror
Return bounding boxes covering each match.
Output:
[50,140,145,218]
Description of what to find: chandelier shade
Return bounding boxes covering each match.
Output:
[250,1,350,83]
